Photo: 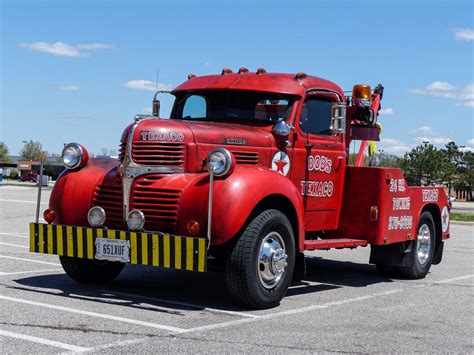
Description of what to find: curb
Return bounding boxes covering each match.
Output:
[451,220,474,225]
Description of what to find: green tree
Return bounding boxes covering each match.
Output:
[20,140,47,161]
[0,141,11,163]
[399,143,445,186]
[454,150,474,200]
[440,141,461,195]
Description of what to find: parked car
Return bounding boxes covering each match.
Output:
[18,173,38,182]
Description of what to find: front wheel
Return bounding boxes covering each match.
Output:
[59,256,125,284]
[225,209,295,309]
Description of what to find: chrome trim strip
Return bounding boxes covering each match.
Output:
[207,167,214,250]
[305,87,344,101]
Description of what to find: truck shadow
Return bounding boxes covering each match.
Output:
[10,256,393,312]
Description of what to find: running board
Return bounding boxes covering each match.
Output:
[304,238,368,251]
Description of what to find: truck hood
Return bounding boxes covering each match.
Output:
[132,118,274,148]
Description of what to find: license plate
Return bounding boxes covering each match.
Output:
[95,238,130,263]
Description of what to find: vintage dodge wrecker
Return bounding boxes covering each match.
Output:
[30,68,450,309]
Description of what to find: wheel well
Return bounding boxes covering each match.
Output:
[250,194,300,250]
[422,204,442,245]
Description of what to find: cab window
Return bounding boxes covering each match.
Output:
[299,98,332,135]
[182,95,207,119]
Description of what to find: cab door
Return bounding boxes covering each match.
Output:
[291,93,346,231]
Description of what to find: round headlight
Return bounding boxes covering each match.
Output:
[206,148,234,177]
[62,143,84,169]
[87,206,106,227]
[127,210,145,231]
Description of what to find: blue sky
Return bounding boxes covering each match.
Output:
[1,0,473,156]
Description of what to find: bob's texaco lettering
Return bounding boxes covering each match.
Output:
[300,180,334,198]
[308,155,332,173]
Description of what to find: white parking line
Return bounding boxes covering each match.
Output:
[182,289,404,334]
[0,233,29,239]
[433,274,474,284]
[81,337,149,354]
[0,255,61,266]
[0,242,28,249]
[0,268,61,276]
[0,329,91,352]
[0,199,47,204]
[0,295,187,333]
[102,289,261,319]
[0,232,29,235]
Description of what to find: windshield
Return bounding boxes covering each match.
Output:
[172,90,295,124]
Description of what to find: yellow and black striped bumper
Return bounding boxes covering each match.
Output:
[29,223,207,272]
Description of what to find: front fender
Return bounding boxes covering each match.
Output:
[177,166,305,247]
[50,158,118,226]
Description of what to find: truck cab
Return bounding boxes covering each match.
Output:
[30,68,450,309]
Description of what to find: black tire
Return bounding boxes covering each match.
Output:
[59,256,125,284]
[400,211,436,279]
[225,209,295,309]
[292,251,306,282]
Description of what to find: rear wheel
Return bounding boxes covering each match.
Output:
[59,256,125,284]
[401,212,435,278]
[375,211,435,279]
[225,209,295,309]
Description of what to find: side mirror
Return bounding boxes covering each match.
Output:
[152,97,160,117]
[272,121,292,138]
[330,102,346,134]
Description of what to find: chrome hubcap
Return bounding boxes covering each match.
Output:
[417,224,431,265]
[257,232,287,289]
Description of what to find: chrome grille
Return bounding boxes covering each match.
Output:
[132,141,185,167]
[131,175,181,229]
[92,178,124,229]
[232,151,259,165]
[118,141,126,162]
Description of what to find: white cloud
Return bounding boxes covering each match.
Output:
[460,83,474,100]
[454,28,474,41]
[76,43,114,50]
[121,80,172,92]
[20,41,113,57]
[379,107,394,115]
[20,42,81,57]
[379,138,412,155]
[467,138,474,145]
[458,101,474,107]
[409,82,474,106]
[409,126,433,135]
[57,85,80,91]
[425,81,455,91]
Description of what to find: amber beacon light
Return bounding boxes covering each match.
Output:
[352,84,372,100]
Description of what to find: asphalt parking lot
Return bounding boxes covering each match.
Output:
[0,185,473,353]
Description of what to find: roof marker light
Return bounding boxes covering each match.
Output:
[294,72,307,80]
[238,67,249,74]
[188,73,197,80]
[256,68,267,74]
[221,68,233,75]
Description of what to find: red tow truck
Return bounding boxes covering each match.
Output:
[30,68,450,309]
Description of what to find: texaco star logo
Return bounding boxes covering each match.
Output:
[271,151,290,176]
[441,206,449,233]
